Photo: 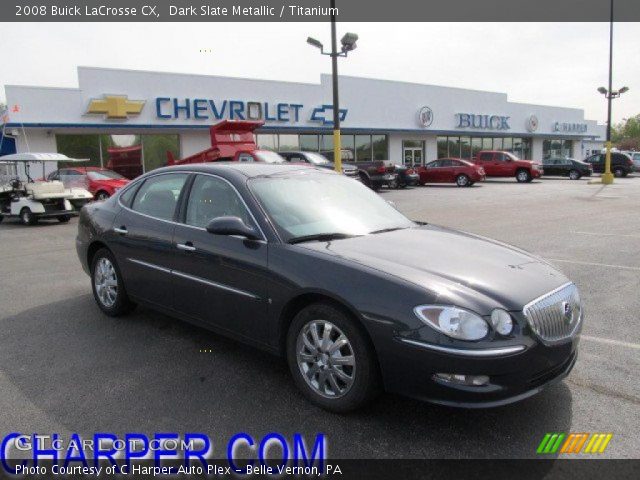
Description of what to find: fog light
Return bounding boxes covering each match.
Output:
[433,373,490,386]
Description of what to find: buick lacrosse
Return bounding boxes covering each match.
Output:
[76,163,581,412]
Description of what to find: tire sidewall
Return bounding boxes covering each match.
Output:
[516,169,530,183]
[456,174,470,187]
[91,248,132,316]
[569,170,581,180]
[286,303,379,412]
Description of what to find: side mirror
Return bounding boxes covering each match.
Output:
[205,216,260,240]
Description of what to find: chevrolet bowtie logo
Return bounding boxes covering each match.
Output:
[86,95,145,119]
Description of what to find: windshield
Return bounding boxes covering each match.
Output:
[255,151,286,164]
[305,153,331,165]
[87,170,125,180]
[249,171,415,242]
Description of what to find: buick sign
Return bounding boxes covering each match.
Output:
[456,113,510,130]
[418,106,434,128]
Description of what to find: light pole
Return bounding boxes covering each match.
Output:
[307,1,358,173]
[597,0,629,184]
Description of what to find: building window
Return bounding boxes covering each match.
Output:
[56,134,102,168]
[299,134,319,151]
[372,135,388,160]
[256,134,278,151]
[437,136,448,158]
[543,138,573,159]
[355,135,372,162]
[278,134,299,151]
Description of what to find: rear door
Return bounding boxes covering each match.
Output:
[171,173,269,340]
[110,172,189,308]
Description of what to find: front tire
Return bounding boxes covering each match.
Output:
[91,248,135,317]
[569,169,581,180]
[516,169,531,183]
[456,174,471,187]
[286,303,380,412]
[20,208,37,226]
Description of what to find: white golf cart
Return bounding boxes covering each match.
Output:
[0,153,93,225]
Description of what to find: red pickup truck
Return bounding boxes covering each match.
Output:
[167,120,285,165]
[473,150,543,183]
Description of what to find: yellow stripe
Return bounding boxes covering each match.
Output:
[584,434,598,453]
[597,434,613,453]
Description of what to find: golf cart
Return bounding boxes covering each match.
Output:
[0,153,93,225]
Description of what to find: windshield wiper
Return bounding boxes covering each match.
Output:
[288,233,359,244]
[369,227,407,235]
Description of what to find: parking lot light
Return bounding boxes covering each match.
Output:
[306,0,358,174]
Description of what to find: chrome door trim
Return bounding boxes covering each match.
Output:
[127,257,260,300]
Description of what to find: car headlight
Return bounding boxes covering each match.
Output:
[414,306,489,341]
[490,309,513,335]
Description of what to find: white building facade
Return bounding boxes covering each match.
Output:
[2,66,605,177]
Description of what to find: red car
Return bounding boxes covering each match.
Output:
[47,167,130,201]
[417,158,485,187]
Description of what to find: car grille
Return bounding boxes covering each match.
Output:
[523,283,582,345]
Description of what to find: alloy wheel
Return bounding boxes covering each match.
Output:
[94,257,118,308]
[517,171,529,182]
[569,170,580,180]
[296,320,356,398]
[457,175,469,187]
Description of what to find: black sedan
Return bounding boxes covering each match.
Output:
[76,163,582,412]
[541,157,593,179]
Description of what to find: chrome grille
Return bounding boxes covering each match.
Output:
[523,283,582,345]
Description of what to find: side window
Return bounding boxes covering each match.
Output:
[439,159,453,167]
[48,171,60,181]
[185,175,253,229]
[427,161,440,168]
[496,153,509,162]
[119,182,141,207]
[131,173,188,221]
[238,153,254,163]
[478,152,492,161]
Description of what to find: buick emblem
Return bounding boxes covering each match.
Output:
[562,301,574,325]
[418,106,434,128]
[526,114,539,132]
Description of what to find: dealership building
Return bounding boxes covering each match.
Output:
[2,66,605,177]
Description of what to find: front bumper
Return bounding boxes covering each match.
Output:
[402,173,420,186]
[375,330,579,408]
[532,169,543,178]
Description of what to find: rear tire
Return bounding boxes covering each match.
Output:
[516,169,531,183]
[20,208,37,226]
[286,302,380,412]
[58,215,71,223]
[91,248,135,317]
[613,167,623,178]
[389,177,399,189]
[569,170,581,180]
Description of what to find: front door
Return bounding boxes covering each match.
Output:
[171,174,269,340]
[403,147,423,167]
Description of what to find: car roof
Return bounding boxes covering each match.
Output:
[149,162,322,179]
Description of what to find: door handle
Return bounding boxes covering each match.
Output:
[113,226,128,235]
[177,242,196,252]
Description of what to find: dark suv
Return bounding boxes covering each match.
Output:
[584,152,634,177]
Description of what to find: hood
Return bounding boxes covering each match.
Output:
[297,225,568,312]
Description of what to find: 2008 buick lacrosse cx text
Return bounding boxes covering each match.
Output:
[77,163,582,412]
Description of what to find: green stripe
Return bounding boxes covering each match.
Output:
[550,434,566,453]
[537,433,552,454]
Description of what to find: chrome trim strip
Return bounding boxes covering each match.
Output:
[171,269,260,300]
[127,257,260,300]
[127,258,171,274]
[399,338,526,357]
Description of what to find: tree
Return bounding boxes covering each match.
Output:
[612,114,640,150]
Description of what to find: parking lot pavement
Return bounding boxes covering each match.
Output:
[0,175,638,459]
